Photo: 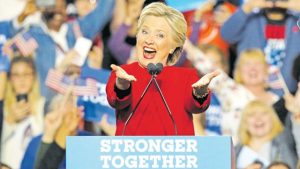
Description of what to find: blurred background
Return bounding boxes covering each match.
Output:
[0,0,299,169]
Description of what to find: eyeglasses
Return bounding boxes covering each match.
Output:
[10,72,34,79]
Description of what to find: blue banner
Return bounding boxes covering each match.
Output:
[67,136,233,169]
[79,67,116,124]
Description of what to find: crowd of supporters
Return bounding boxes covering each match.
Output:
[0,0,299,168]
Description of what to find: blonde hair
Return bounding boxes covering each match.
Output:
[238,100,283,145]
[4,57,41,119]
[234,48,268,84]
[137,2,187,65]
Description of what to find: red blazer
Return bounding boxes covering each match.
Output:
[106,62,211,136]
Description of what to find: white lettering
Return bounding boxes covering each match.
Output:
[100,156,111,168]
[186,155,198,168]
[161,155,174,168]
[100,140,110,152]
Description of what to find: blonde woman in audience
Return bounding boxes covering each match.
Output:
[1,57,45,169]
[234,49,279,105]
[235,100,297,169]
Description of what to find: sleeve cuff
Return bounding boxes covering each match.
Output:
[114,84,131,99]
[192,89,210,104]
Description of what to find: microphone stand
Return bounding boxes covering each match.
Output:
[152,76,178,135]
[122,76,154,136]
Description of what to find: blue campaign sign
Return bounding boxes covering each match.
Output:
[165,0,206,12]
[78,67,116,124]
[67,136,234,169]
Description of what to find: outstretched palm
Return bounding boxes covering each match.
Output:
[111,64,137,90]
[192,70,220,96]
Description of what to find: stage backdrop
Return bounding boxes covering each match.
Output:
[67,136,235,169]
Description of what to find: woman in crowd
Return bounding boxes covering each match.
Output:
[1,56,45,169]
[235,100,297,169]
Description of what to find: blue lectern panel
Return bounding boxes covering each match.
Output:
[67,136,233,169]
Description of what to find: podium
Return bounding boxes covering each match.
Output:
[67,136,235,169]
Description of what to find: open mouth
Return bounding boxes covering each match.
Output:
[143,47,156,59]
[254,122,265,129]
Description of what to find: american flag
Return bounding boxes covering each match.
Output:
[46,69,99,96]
[268,66,289,93]
[12,32,38,56]
[268,70,283,89]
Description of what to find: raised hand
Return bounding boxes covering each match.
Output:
[18,0,38,23]
[192,70,220,98]
[111,64,137,90]
[284,93,299,114]
[57,50,79,72]
[54,91,82,149]
[194,0,216,22]
[7,100,31,123]
[2,40,14,60]
[42,109,64,143]
[275,0,300,12]
[242,0,273,14]
[99,114,116,136]
[124,0,145,26]
[284,83,300,122]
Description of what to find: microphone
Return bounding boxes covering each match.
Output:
[122,63,178,135]
[147,63,163,75]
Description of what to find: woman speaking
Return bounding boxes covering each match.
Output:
[106,2,219,136]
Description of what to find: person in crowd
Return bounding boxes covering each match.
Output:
[191,44,229,136]
[1,57,45,169]
[235,100,297,169]
[108,0,143,64]
[106,2,219,136]
[188,0,236,58]
[221,0,300,94]
[35,92,82,169]
[32,94,66,169]
[44,38,116,135]
[233,49,279,105]
[0,50,10,169]
[282,54,300,158]
[3,0,114,100]
[19,86,91,169]
[273,53,300,124]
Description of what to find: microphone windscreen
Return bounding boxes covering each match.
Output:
[156,63,163,74]
[147,63,156,75]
